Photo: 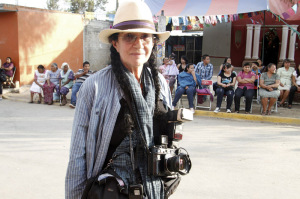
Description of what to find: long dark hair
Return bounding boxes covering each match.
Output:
[221,63,231,74]
[181,55,188,64]
[109,33,161,115]
[223,57,231,64]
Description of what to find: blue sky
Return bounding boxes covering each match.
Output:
[0,0,117,11]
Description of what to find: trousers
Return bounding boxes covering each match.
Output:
[234,87,254,112]
[216,87,234,109]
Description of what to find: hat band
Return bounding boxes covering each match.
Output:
[112,20,155,31]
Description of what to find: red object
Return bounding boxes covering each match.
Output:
[174,133,183,140]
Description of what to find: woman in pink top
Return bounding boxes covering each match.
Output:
[234,62,256,113]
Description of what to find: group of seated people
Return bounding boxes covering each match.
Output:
[0,57,14,101]
[159,53,300,115]
[29,61,94,108]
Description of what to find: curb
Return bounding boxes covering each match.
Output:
[194,110,300,125]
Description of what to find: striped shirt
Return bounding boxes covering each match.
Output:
[75,69,93,83]
[65,66,172,199]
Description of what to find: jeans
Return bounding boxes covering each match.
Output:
[172,86,196,108]
[288,85,299,105]
[216,87,234,109]
[234,87,254,112]
[71,82,82,105]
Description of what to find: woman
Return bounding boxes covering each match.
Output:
[214,63,236,113]
[277,59,294,107]
[159,57,169,79]
[257,58,265,71]
[213,57,234,92]
[164,57,179,94]
[234,62,256,113]
[29,65,47,104]
[172,63,201,113]
[43,63,61,105]
[65,1,172,199]
[288,64,300,109]
[1,57,14,78]
[56,62,74,106]
[259,63,280,115]
[177,55,188,73]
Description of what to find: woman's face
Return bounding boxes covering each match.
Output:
[181,58,186,64]
[187,65,194,73]
[6,58,11,63]
[163,58,169,65]
[51,65,57,72]
[257,59,262,65]
[113,32,154,70]
[38,68,44,73]
[226,58,231,64]
[269,65,276,73]
[252,64,258,70]
[284,61,290,68]
[63,65,68,72]
[243,65,251,73]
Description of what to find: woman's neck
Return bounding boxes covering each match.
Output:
[285,66,289,70]
[125,64,143,82]
[224,71,231,75]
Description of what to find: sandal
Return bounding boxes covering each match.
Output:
[267,110,271,115]
[28,101,33,103]
[37,100,41,104]
[261,111,266,115]
[288,105,292,109]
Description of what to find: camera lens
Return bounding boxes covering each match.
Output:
[166,154,191,175]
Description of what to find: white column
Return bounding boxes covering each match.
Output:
[279,25,289,60]
[245,24,254,59]
[288,25,298,61]
[252,25,261,59]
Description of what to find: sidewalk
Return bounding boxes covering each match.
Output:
[2,69,300,125]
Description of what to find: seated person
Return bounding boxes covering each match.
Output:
[172,63,201,113]
[164,57,179,94]
[29,65,47,104]
[288,64,300,109]
[257,58,265,71]
[259,63,280,115]
[214,63,236,113]
[277,59,294,107]
[177,55,188,73]
[56,63,74,106]
[251,62,261,87]
[159,57,169,79]
[69,61,93,108]
[1,57,14,87]
[195,54,213,81]
[43,63,61,105]
[234,62,256,113]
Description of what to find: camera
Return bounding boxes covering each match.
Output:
[148,135,192,177]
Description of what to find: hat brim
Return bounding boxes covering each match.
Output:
[99,28,170,44]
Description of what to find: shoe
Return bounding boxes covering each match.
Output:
[172,106,175,110]
[69,103,76,108]
[235,110,239,113]
[226,109,231,113]
[288,105,292,109]
[190,108,195,113]
[28,101,33,103]
[214,107,220,113]
[48,101,53,105]
[37,100,41,104]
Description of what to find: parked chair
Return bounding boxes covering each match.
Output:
[195,80,213,110]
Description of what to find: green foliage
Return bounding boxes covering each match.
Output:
[69,0,108,13]
[47,0,60,10]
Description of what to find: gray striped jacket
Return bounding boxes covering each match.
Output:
[65,65,172,199]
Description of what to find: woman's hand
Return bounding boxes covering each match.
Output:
[185,86,189,89]
[280,83,284,87]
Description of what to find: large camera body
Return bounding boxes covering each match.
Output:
[149,108,193,177]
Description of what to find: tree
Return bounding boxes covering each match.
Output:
[47,0,60,10]
[69,0,108,13]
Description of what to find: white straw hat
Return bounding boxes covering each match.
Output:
[99,1,170,44]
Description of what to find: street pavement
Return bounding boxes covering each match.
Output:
[0,100,300,199]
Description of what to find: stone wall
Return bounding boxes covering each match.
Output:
[83,20,113,71]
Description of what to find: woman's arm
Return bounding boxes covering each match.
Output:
[269,79,280,88]
[237,76,246,84]
[191,71,197,85]
[292,75,298,87]
[230,76,237,86]
[217,76,226,87]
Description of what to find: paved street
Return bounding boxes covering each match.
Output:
[0,100,300,199]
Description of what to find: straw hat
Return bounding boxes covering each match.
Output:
[99,1,170,44]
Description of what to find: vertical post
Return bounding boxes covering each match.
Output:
[288,25,298,61]
[279,25,289,60]
[262,11,266,63]
[252,25,262,59]
[157,10,166,67]
[245,24,254,59]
